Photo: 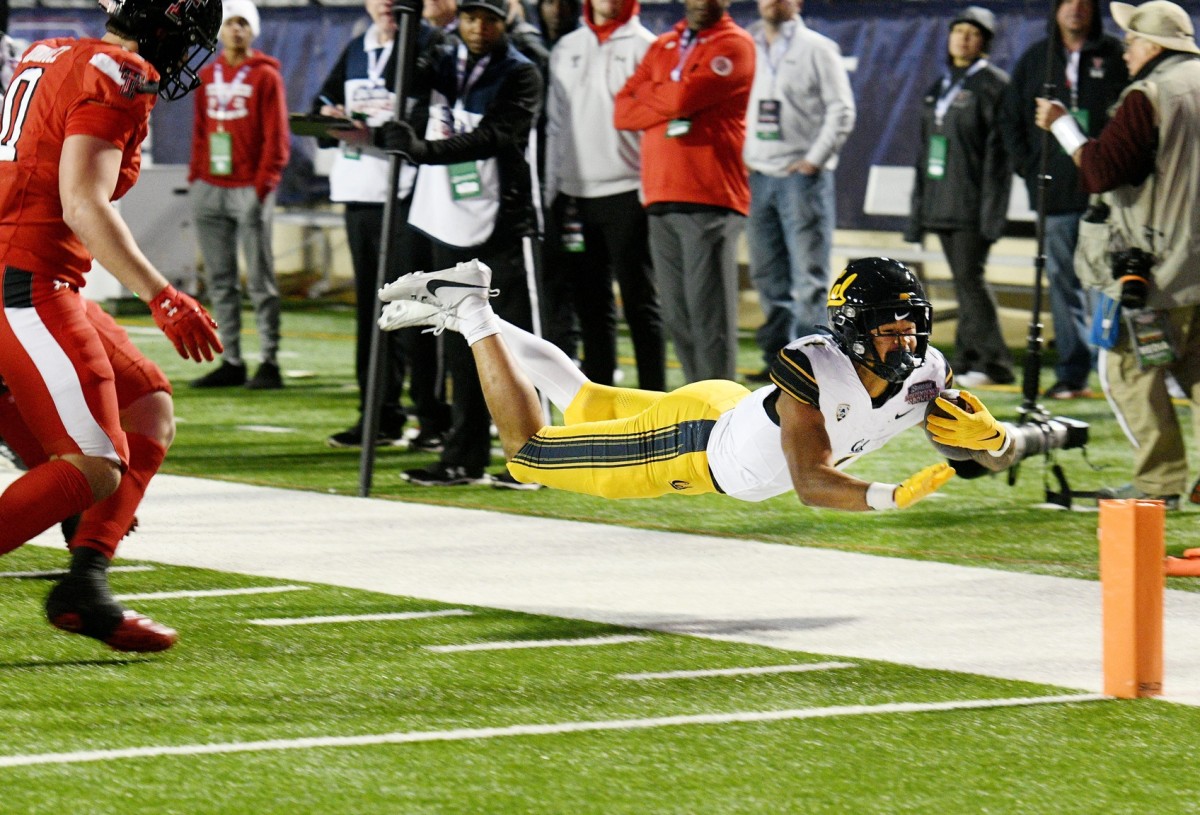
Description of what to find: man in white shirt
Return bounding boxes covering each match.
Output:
[743,0,854,382]
[543,0,665,390]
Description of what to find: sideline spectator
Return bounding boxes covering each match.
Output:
[743,0,854,383]
[545,0,665,390]
[376,0,544,487]
[315,0,449,449]
[0,0,223,650]
[1036,0,1200,508]
[905,6,1015,388]
[614,0,755,383]
[536,0,581,43]
[188,0,289,390]
[1000,0,1127,399]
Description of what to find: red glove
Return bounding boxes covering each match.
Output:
[149,285,222,362]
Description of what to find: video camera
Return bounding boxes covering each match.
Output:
[1007,415,1089,464]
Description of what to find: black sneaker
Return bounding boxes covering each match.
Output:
[407,429,446,453]
[190,361,247,388]
[326,422,404,448]
[45,548,176,652]
[490,470,543,491]
[245,361,284,390]
[400,463,487,486]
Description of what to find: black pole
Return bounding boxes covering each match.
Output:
[1016,4,1059,428]
[359,0,422,497]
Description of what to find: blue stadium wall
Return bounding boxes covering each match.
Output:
[10,1,1199,231]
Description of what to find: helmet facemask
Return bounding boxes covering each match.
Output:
[831,300,932,384]
[101,0,219,100]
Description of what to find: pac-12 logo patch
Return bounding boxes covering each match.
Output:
[835,403,850,421]
[710,56,733,76]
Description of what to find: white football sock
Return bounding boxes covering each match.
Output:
[457,296,501,346]
[496,319,587,411]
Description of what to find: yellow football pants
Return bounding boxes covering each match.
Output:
[507,379,751,499]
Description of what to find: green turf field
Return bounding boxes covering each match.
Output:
[2,303,1198,813]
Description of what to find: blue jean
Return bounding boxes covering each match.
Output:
[1044,212,1094,388]
[746,170,835,364]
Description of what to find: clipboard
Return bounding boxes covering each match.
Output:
[289,112,360,138]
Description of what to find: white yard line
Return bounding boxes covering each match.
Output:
[425,634,651,653]
[248,609,472,627]
[115,586,309,602]
[618,662,857,681]
[0,693,1108,769]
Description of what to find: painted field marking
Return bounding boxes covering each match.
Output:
[0,693,1109,768]
[235,425,296,434]
[249,609,473,627]
[425,634,651,653]
[115,586,309,602]
[0,565,155,579]
[617,662,857,681]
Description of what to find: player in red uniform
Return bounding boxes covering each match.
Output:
[0,0,223,652]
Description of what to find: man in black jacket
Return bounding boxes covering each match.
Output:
[378,0,545,488]
[999,0,1127,400]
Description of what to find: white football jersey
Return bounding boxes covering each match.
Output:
[706,333,951,502]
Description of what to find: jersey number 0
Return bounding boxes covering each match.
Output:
[0,68,45,162]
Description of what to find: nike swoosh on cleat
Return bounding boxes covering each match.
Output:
[895,408,915,419]
[427,279,488,296]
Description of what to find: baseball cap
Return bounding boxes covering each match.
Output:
[458,0,508,19]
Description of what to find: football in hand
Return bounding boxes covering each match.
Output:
[924,388,975,461]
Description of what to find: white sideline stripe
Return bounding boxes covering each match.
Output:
[0,565,155,579]
[249,609,473,627]
[235,425,296,434]
[617,662,857,681]
[114,586,309,601]
[425,634,651,653]
[0,694,1108,769]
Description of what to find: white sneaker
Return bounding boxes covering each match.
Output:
[378,259,497,308]
[378,300,461,335]
[954,371,995,388]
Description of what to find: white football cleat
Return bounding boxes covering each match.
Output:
[378,258,496,307]
[378,300,462,335]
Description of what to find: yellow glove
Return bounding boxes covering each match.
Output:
[925,390,1008,453]
[894,461,955,509]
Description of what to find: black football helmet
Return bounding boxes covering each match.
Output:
[827,257,933,383]
[100,0,220,100]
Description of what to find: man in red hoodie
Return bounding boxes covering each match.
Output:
[614,0,754,384]
[188,0,290,390]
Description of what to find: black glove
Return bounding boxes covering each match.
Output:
[374,120,428,162]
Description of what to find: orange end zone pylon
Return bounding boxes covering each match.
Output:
[1099,499,1164,699]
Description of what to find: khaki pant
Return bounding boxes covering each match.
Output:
[1100,305,1200,495]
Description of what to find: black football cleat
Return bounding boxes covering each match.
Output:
[44,548,177,653]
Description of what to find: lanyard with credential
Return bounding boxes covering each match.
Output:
[759,28,794,95]
[933,58,987,126]
[366,39,393,88]
[454,42,491,111]
[670,29,698,82]
[212,62,251,131]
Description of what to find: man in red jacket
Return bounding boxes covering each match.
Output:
[614,0,754,383]
[188,0,290,390]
